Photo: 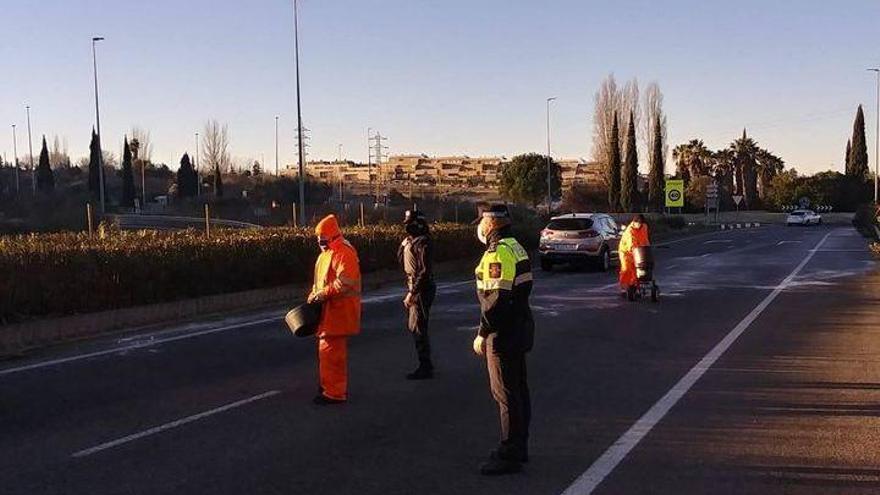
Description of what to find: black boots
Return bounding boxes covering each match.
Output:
[312,394,346,405]
[480,446,528,475]
[406,362,434,380]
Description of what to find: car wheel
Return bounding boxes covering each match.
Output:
[595,248,611,272]
[540,258,553,272]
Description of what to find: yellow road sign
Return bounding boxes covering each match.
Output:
[665,179,684,208]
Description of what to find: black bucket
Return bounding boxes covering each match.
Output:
[633,246,654,281]
[285,302,323,337]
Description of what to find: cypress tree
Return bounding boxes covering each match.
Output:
[121,136,136,207]
[606,111,621,211]
[648,114,665,211]
[177,153,196,198]
[214,163,224,197]
[621,111,639,212]
[36,136,55,192]
[845,139,851,173]
[88,128,101,196]
[850,105,869,180]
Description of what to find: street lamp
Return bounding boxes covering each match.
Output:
[25,106,34,195]
[869,68,879,204]
[292,0,306,225]
[195,132,200,195]
[11,124,19,195]
[546,97,557,215]
[275,115,280,176]
[92,36,106,213]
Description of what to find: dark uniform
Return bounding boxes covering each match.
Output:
[398,211,436,379]
[475,223,534,472]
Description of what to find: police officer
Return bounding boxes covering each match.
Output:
[472,204,534,475]
[398,209,436,380]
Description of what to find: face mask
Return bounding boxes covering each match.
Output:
[477,225,488,245]
[405,222,425,237]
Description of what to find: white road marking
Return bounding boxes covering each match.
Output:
[776,240,802,246]
[0,280,474,377]
[703,240,732,244]
[560,230,835,495]
[71,390,281,458]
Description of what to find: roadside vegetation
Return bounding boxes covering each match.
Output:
[0,223,479,324]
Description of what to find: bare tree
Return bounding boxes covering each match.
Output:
[202,120,231,173]
[592,74,641,182]
[130,126,153,163]
[49,135,71,168]
[641,82,668,172]
[591,74,620,180]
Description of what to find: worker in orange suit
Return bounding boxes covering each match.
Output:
[618,213,650,300]
[307,214,362,405]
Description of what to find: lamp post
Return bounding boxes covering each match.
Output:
[546,97,557,215]
[92,36,106,213]
[25,106,34,195]
[869,68,880,204]
[292,0,306,225]
[195,132,200,196]
[11,124,19,195]
[274,115,279,176]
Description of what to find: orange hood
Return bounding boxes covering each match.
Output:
[316,214,341,239]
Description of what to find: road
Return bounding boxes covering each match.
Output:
[0,224,876,494]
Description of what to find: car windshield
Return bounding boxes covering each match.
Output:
[547,218,593,231]
[790,211,805,216]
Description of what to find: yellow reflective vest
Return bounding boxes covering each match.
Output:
[475,236,534,352]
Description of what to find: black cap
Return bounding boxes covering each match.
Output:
[403,209,426,225]
[471,203,510,224]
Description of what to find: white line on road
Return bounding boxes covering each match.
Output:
[703,240,733,244]
[560,229,835,495]
[776,240,803,246]
[71,390,281,458]
[0,281,474,378]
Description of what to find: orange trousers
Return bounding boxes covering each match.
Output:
[619,253,637,289]
[318,336,348,400]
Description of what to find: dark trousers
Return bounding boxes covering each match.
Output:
[486,334,531,455]
[408,283,436,367]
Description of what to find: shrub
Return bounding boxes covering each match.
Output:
[0,223,479,323]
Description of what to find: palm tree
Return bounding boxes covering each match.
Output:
[730,130,759,207]
[711,148,736,208]
[755,148,784,200]
[672,139,712,182]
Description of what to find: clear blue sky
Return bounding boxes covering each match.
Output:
[2,0,878,175]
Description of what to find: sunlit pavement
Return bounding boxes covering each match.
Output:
[0,225,876,494]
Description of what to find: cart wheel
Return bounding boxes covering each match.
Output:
[651,283,659,302]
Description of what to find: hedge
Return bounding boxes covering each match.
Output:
[0,223,480,324]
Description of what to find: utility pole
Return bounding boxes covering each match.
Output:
[546,97,557,215]
[367,127,372,197]
[25,106,35,196]
[292,0,306,225]
[275,115,279,177]
[195,132,201,196]
[92,37,106,213]
[870,68,880,204]
[369,131,388,201]
[11,124,19,195]
[338,143,343,162]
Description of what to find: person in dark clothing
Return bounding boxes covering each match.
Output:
[472,204,534,476]
[398,209,437,380]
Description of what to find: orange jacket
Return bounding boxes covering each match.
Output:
[312,215,362,337]
[618,222,651,286]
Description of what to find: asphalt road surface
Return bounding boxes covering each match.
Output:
[0,224,876,495]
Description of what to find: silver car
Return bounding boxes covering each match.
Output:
[786,209,822,226]
[538,213,621,271]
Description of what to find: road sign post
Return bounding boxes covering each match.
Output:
[665,179,685,211]
[732,195,743,222]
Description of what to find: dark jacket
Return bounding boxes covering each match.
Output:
[398,233,435,298]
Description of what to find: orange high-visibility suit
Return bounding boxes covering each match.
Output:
[618,222,650,289]
[311,215,362,401]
